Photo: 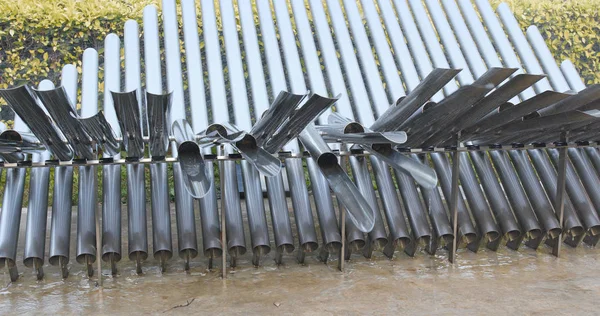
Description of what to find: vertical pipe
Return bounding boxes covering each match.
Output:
[76,48,99,276]
[457,152,500,246]
[430,152,478,247]
[101,33,122,273]
[23,79,53,279]
[489,150,542,246]
[258,0,318,259]
[201,0,246,262]
[180,0,221,264]
[220,0,270,265]
[469,151,521,245]
[124,20,148,272]
[507,150,562,238]
[553,133,568,256]
[48,64,77,278]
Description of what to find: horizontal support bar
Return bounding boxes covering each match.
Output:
[2,142,600,169]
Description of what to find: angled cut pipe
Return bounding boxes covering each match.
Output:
[457,152,501,246]
[0,130,47,155]
[430,152,478,249]
[373,156,411,257]
[23,79,52,281]
[33,87,95,160]
[349,155,388,255]
[79,112,120,157]
[112,90,148,269]
[429,74,544,145]
[147,91,173,268]
[251,90,307,147]
[369,68,461,132]
[263,93,340,153]
[171,119,207,264]
[507,150,562,239]
[469,151,522,247]
[367,143,438,189]
[299,125,376,233]
[527,149,586,242]
[463,91,570,138]
[325,113,409,256]
[393,167,431,255]
[0,167,27,281]
[570,148,600,215]
[546,148,600,238]
[0,85,73,161]
[412,154,453,254]
[489,150,543,246]
[48,165,74,277]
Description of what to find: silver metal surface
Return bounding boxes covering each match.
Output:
[0,85,73,161]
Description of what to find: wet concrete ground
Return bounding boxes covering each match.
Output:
[1,203,599,315]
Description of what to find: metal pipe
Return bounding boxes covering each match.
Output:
[415,154,453,255]
[430,152,478,249]
[469,151,522,246]
[0,168,27,281]
[180,0,222,266]
[48,64,78,278]
[457,152,500,247]
[100,33,122,274]
[489,150,543,247]
[23,79,54,280]
[393,168,431,256]
[527,149,586,242]
[507,150,563,238]
[546,148,600,239]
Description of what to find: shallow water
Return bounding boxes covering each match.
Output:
[1,203,599,314]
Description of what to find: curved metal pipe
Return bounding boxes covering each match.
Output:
[299,125,376,233]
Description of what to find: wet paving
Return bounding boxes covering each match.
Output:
[1,203,599,314]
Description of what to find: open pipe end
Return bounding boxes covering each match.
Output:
[506,230,522,242]
[324,242,342,253]
[178,141,213,199]
[76,254,96,265]
[278,244,296,254]
[102,252,122,263]
[547,227,563,239]
[568,226,585,238]
[588,225,600,237]
[178,248,199,260]
[462,232,479,245]
[204,247,223,258]
[486,231,501,243]
[302,242,319,253]
[235,134,282,177]
[397,237,412,249]
[373,238,389,250]
[441,234,454,248]
[380,131,408,144]
[349,240,366,252]
[527,229,543,240]
[229,246,247,257]
[128,251,149,262]
[253,245,272,256]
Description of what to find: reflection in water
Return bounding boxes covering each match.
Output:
[1,204,599,314]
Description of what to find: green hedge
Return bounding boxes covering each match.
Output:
[492,0,600,85]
